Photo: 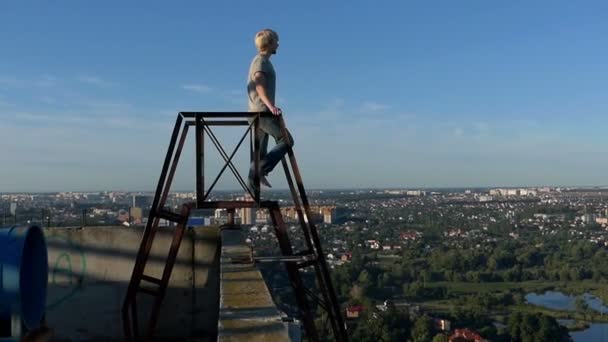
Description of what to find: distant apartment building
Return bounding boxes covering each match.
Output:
[236,195,256,225]
[214,209,227,219]
[130,207,143,224]
[595,217,608,225]
[506,189,520,196]
[489,188,537,197]
[132,195,152,209]
[406,190,426,196]
[255,209,271,224]
[280,205,341,224]
[581,214,596,224]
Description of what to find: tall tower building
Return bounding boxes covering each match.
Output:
[237,194,256,225]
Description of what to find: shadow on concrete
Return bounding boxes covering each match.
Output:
[43,226,221,341]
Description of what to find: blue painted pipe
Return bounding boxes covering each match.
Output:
[0,225,48,330]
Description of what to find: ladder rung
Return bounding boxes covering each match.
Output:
[141,274,162,285]
[157,209,185,223]
[138,286,160,297]
[297,259,317,269]
[254,254,316,263]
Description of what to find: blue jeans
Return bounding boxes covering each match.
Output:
[248,115,294,180]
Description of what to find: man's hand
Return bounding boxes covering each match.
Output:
[268,105,282,116]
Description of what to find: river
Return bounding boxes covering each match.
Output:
[526,291,608,341]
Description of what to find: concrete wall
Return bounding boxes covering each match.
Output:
[43,226,220,341]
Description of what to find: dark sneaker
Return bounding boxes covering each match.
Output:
[260,175,272,188]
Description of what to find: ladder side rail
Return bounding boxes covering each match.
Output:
[268,204,321,342]
[196,115,204,208]
[128,119,189,295]
[254,114,261,202]
[122,113,184,340]
[160,123,190,206]
[280,157,343,337]
[280,158,315,252]
[144,203,192,341]
[278,115,349,342]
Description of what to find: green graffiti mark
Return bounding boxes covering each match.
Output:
[53,253,73,285]
[46,234,87,311]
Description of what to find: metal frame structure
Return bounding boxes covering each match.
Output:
[122,112,348,342]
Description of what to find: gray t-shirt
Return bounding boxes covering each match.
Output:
[247,54,276,112]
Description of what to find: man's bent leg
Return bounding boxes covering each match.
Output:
[258,116,294,175]
[249,124,271,190]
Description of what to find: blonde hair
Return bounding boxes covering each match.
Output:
[254,29,279,52]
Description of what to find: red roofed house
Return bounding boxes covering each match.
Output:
[449,328,486,342]
[341,252,353,262]
[345,305,363,319]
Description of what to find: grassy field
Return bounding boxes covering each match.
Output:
[425,280,608,296]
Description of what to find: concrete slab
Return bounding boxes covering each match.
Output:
[218,227,292,342]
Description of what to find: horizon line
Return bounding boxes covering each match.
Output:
[2,184,608,194]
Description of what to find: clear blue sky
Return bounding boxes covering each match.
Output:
[1,1,607,192]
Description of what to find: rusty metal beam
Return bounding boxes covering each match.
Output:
[187,120,249,126]
[180,111,275,118]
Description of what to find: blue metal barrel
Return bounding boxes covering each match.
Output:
[0,225,48,330]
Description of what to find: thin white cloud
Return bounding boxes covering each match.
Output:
[0,75,58,88]
[329,97,345,107]
[12,107,171,132]
[14,112,91,125]
[452,127,464,137]
[40,96,57,104]
[35,75,58,87]
[181,84,212,93]
[473,122,490,137]
[15,112,51,121]
[0,76,26,88]
[77,75,112,87]
[362,101,389,112]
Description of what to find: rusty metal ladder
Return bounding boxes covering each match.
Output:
[122,202,193,341]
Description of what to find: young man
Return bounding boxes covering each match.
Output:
[247,28,294,193]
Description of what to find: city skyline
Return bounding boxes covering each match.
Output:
[1,1,607,192]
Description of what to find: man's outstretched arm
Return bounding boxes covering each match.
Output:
[253,71,281,115]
